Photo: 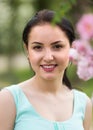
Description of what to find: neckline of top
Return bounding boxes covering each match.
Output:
[16,85,77,124]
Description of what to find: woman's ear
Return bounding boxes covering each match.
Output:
[24,44,28,49]
[23,44,29,56]
[23,44,31,65]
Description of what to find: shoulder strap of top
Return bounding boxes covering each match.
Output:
[4,85,24,122]
[4,85,36,122]
[4,85,20,107]
[74,89,88,120]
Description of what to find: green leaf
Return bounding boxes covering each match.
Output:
[69,0,77,5]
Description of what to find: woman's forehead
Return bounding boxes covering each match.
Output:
[28,24,69,45]
[28,23,67,39]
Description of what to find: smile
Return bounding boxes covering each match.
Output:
[40,64,57,72]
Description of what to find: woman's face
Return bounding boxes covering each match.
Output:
[26,23,70,80]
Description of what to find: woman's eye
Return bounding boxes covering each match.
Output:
[53,44,63,49]
[33,46,42,50]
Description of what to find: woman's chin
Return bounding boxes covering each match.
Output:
[41,74,57,81]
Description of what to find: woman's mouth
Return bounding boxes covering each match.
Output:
[40,64,57,72]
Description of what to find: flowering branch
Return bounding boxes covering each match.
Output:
[69,13,93,81]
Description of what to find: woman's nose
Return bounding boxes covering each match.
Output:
[43,49,54,62]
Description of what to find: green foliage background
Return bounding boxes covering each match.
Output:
[0,0,93,99]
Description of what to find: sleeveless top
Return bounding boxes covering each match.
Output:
[5,85,87,130]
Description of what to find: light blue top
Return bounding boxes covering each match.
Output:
[5,85,87,130]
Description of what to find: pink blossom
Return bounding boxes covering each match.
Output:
[69,39,93,80]
[69,13,93,80]
[76,14,93,40]
[72,40,92,56]
[77,57,93,80]
[69,48,79,64]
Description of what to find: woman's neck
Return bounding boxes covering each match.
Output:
[30,75,66,94]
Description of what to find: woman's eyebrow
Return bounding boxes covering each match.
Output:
[50,40,63,45]
[31,40,63,45]
[31,42,43,45]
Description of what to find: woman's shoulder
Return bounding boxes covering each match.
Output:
[73,89,88,98]
[73,88,92,110]
[0,87,16,129]
[0,85,18,108]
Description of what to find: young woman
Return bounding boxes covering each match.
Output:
[0,9,92,130]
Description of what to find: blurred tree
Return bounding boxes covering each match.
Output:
[0,0,34,81]
[0,0,93,85]
[0,0,93,55]
[0,0,34,55]
[32,0,65,11]
[32,0,93,24]
[67,0,93,24]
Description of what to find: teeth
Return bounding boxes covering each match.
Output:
[42,65,55,69]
